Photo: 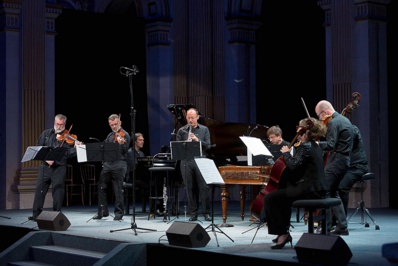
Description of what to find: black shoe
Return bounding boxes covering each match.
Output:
[271,234,293,249]
[93,213,109,220]
[93,214,103,219]
[113,215,123,221]
[189,215,198,221]
[330,227,349,236]
[28,216,37,221]
[203,214,212,221]
[272,236,279,243]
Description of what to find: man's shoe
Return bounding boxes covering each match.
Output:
[203,214,212,221]
[28,216,37,221]
[189,215,198,221]
[330,227,349,236]
[114,215,123,221]
[93,214,102,219]
[93,214,106,220]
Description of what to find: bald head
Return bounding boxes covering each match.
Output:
[315,100,335,119]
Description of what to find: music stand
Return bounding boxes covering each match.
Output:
[22,146,69,163]
[195,158,234,247]
[170,141,202,161]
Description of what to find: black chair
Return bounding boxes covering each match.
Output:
[347,172,380,230]
[292,198,342,234]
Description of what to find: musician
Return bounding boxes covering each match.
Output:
[252,125,289,166]
[176,108,212,221]
[93,114,131,221]
[315,100,354,235]
[125,132,148,213]
[263,117,329,249]
[28,114,81,221]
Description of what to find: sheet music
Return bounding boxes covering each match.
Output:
[194,158,225,185]
[239,136,272,156]
[76,144,87,163]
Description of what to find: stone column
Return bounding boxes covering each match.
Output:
[318,0,390,208]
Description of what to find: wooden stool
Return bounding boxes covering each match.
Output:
[292,198,341,234]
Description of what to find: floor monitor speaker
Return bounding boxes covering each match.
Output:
[166,221,210,248]
[36,211,71,231]
[295,233,352,265]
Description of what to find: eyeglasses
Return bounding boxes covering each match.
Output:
[54,123,65,127]
[317,110,326,118]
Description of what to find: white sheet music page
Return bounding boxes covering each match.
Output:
[194,158,225,185]
[76,144,87,163]
[239,136,272,156]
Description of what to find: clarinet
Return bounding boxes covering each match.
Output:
[162,176,168,221]
[187,125,192,141]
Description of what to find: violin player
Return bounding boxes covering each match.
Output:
[28,114,82,221]
[315,100,354,235]
[93,114,131,221]
[263,117,329,249]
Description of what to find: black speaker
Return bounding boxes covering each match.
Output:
[166,221,210,248]
[36,211,71,231]
[295,233,352,265]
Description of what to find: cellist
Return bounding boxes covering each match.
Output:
[263,117,329,249]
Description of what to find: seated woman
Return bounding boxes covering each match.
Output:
[263,117,329,249]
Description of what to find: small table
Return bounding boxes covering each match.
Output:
[218,165,271,225]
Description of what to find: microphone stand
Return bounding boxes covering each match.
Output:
[110,65,156,235]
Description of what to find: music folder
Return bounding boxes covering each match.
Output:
[170,141,202,161]
[88,142,120,162]
[21,146,68,163]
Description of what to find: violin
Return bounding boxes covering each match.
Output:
[114,128,126,143]
[56,125,79,146]
[322,115,333,125]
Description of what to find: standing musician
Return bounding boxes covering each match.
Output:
[263,117,329,249]
[93,114,131,221]
[29,114,82,221]
[315,100,354,235]
[176,108,212,221]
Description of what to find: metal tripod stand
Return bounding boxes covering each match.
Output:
[205,185,234,247]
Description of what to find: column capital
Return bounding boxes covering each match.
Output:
[145,21,172,46]
[226,18,262,44]
[354,0,391,21]
[0,0,21,32]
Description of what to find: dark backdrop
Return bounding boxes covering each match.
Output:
[54,2,396,207]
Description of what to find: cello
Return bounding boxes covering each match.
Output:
[250,99,313,220]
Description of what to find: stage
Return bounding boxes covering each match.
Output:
[0,201,397,265]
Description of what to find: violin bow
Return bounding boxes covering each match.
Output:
[301,97,311,119]
[60,124,73,147]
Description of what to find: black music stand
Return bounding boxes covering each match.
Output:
[194,157,234,247]
[22,146,69,163]
[170,141,202,161]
